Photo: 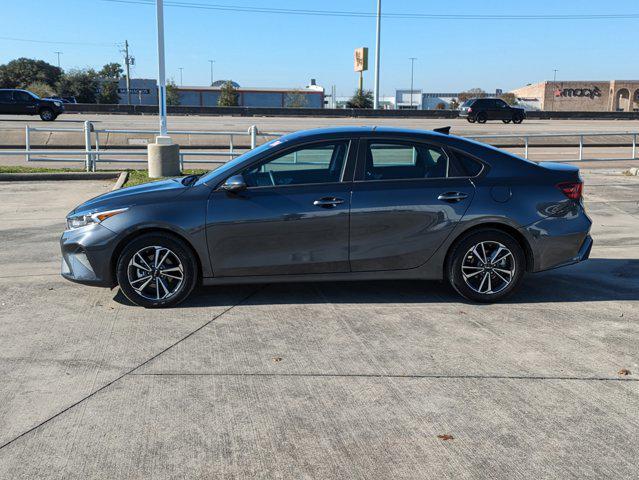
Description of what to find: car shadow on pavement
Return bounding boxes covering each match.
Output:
[112,258,639,308]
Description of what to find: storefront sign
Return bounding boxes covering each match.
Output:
[554,86,602,99]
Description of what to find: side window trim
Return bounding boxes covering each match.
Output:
[239,139,353,190]
[354,137,451,183]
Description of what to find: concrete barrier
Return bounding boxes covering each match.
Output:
[62,103,639,120]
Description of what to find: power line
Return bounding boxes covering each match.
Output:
[97,0,639,20]
[0,35,115,47]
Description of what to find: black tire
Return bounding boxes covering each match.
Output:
[512,114,524,124]
[476,112,487,124]
[467,117,476,123]
[502,119,511,124]
[116,233,198,308]
[39,108,56,121]
[446,229,525,303]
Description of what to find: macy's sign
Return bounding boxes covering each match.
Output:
[554,86,602,99]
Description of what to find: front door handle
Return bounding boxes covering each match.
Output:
[313,197,345,208]
[437,192,468,203]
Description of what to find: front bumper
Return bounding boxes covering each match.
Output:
[60,223,119,287]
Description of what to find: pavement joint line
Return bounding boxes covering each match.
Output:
[0,273,59,279]
[128,372,639,382]
[0,286,265,452]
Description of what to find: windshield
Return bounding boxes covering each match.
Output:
[196,139,282,185]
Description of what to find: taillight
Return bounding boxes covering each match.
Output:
[468,107,472,113]
[557,181,583,201]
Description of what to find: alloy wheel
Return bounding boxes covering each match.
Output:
[461,241,515,295]
[127,245,184,300]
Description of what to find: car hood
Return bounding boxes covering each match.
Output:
[69,178,187,216]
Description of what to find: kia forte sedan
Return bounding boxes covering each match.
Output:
[61,127,592,308]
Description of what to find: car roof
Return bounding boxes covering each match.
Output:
[279,126,452,142]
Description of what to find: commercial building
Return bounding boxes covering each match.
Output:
[511,81,639,112]
[115,78,325,108]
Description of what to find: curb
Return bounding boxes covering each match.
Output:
[112,171,129,190]
[0,172,122,181]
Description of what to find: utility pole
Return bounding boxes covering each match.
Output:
[373,0,381,109]
[123,40,132,105]
[54,51,62,68]
[409,57,417,109]
[208,60,215,86]
[179,67,184,86]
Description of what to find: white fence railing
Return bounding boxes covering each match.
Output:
[6,121,284,171]
[1,123,638,171]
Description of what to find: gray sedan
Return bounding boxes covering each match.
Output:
[61,127,592,307]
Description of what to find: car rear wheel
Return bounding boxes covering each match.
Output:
[476,112,487,124]
[502,119,511,124]
[39,108,56,121]
[512,114,524,124]
[116,233,198,308]
[447,229,525,303]
[467,117,476,123]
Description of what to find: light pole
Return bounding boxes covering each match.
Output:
[178,67,184,86]
[54,51,62,68]
[155,0,168,137]
[550,68,558,112]
[409,57,417,109]
[373,0,381,109]
[208,60,215,86]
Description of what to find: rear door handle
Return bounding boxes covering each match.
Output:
[313,197,345,208]
[437,192,468,203]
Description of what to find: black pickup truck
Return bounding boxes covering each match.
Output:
[0,89,65,121]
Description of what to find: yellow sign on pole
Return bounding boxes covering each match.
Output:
[354,47,369,72]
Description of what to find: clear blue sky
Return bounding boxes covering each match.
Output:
[2,0,638,97]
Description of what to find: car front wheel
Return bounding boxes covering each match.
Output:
[447,229,525,303]
[116,233,198,308]
[39,108,56,121]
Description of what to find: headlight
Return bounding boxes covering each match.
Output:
[54,101,62,107]
[66,208,128,230]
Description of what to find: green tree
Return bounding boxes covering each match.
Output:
[458,88,486,103]
[284,91,309,108]
[27,81,55,98]
[449,98,460,110]
[99,62,123,79]
[218,80,239,106]
[98,80,120,104]
[57,68,100,103]
[346,89,373,109]
[166,79,180,106]
[499,92,518,105]
[0,58,62,88]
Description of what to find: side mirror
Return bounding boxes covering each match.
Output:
[221,174,247,192]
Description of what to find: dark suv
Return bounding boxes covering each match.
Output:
[0,89,65,121]
[459,98,525,124]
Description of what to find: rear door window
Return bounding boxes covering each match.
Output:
[363,141,449,181]
[0,91,13,103]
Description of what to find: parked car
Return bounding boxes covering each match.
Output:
[0,89,64,120]
[459,98,526,124]
[60,127,592,307]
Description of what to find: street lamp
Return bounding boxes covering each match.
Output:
[550,68,558,112]
[208,60,215,86]
[54,51,62,68]
[409,57,417,109]
[178,67,184,86]
[155,0,167,137]
[373,0,381,109]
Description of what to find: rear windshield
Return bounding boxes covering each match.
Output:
[461,100,474,107]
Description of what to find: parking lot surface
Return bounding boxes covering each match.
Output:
[0,174,637,479]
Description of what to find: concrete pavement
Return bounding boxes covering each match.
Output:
[0,173,637,479]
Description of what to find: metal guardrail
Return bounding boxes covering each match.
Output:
[1,122,637,171]
[12,121,284,171]
[467,131,638,162]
